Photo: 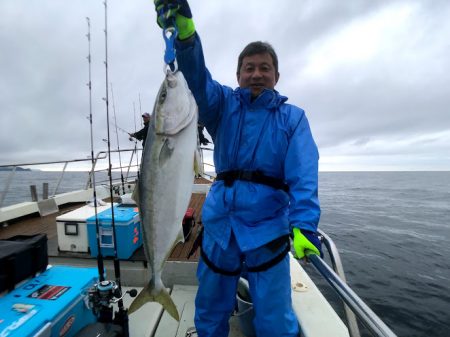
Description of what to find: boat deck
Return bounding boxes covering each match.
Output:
[0,176,353,337]
[0,193,205,263]
[123,285,246,337]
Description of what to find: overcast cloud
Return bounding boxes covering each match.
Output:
[1,0,449,171]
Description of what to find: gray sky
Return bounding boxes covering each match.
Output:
[1,0,449,171]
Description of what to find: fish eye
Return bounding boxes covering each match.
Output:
[159,88,167,102]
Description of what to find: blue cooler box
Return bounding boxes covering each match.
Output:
[86,206,142,259]
[0,265,98,337]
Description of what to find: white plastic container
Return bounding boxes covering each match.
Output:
[56,203,113,253]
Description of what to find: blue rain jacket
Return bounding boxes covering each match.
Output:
[176,34,320,252]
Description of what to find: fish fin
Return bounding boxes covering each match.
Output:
[176,228,185,244]
[194,148,203,176]
[159,138,174,168]
[128,284,180,321]
[131,182,140,206]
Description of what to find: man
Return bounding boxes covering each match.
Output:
[129,112,150,146]
[154,1,321,336]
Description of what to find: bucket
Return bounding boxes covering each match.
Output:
[236,278,256,337]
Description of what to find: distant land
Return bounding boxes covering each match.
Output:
[0,166,32,172]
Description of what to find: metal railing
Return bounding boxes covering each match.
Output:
[0,148,140,209]
[0,144,212,209]
[85,149,140,189]
[307,230,398,337]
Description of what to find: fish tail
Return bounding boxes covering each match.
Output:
[128,284,180,321]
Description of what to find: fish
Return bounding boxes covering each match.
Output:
[128,70,198,321]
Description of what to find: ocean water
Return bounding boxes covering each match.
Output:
[314,172,450,337]
[0,170,127,207]
[1,170,449,336]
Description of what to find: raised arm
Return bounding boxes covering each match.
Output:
[152,0,226,138]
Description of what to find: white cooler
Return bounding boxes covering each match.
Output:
[56,203,114,253]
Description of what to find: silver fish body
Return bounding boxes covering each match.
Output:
[128,70,198,321]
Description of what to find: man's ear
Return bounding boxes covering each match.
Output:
[236,72,240,83]
[275,72,280,84]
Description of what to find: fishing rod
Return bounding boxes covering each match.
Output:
[110,121,130,136]
[110,83,126,195]
[86,16,106,283]
[137,94,144,176]
[133,101,140,179]
[138,93,143,127]
[123,101,139,182]
[102,1,129,334]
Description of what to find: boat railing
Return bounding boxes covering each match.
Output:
[0,142,217,209]
[198,146,215,180]
[311,230,398,337]
[0,147,141,208]
[85,148,141,191]
[0,156,103,209]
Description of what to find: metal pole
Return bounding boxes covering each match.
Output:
[52,162,68,196]
[319,230,361,337]
[0,167,17,208]
[30,185,38,202]
[307,254,398,337]
[43,183,49,200]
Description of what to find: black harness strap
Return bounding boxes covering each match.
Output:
[216,170,289,192]
[199,230,291,275]
[246,237,290,273]
[200,248,242,276]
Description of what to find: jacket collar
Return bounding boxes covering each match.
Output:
[236,87,288,109]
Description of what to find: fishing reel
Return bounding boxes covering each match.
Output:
[87,280,137,322]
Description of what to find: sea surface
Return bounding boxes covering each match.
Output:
[1,170,449,337]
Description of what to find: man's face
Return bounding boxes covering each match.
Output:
[237,52,279,98]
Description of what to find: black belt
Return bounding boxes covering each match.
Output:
[216,170,289,192]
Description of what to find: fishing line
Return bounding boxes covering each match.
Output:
[133,101,140,179]
[110,83,126,195]
[138,93,143,127]
[110,121,130,136]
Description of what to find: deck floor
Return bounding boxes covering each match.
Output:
[121,285,246,337]
[0,193,206,263]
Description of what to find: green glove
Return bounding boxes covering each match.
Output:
[292,227,321,259]
[154,0,195,40]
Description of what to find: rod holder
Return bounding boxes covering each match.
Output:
[43,182,49,200]
[30,185,38,202]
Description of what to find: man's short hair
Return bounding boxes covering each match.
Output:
[236,41,279,74]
